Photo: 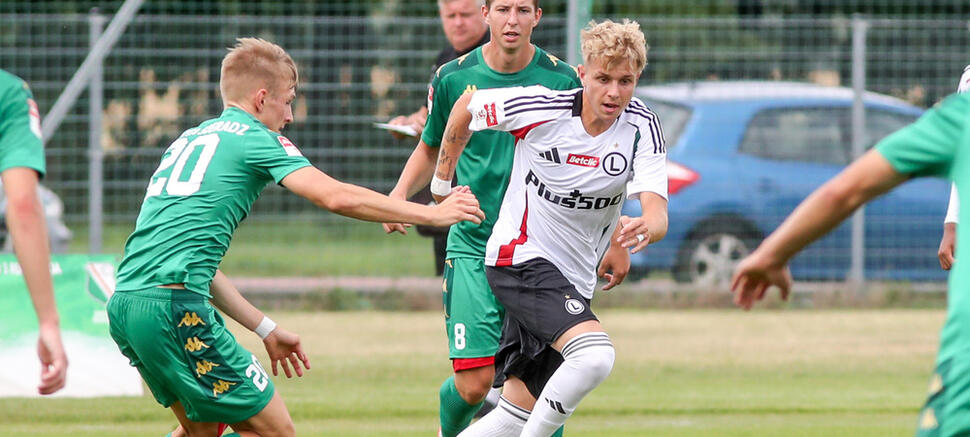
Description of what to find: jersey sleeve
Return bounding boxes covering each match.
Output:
[421,72,450,148]
[244,133,311,183]
[0,79,45,176]
[627,112,668,200]
[467,85,573,135]
[876,93,969,179]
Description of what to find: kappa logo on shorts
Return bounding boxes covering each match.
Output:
[195,359,220,377]
[212,380,236,397]
[564,298,585,315]
[184,337,210,352]
[920,408,938,429]
[177,312,206,327]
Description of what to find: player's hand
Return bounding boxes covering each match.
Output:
[616,216,651,254]
[387,114,426,140]
[262,326,310,378]
[431,186,484,227]
[598,243,630,291]
[382,222,411,235]
[939,222,957,270]
[730,250,792,310]
[382,190,413,235]
[36,322,67,395]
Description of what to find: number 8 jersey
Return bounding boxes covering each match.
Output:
[468,86,668,299]
[116,107,311,296]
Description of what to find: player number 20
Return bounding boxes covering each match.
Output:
[246,354,270,392]
[454,323,466,350]
[146,133,221,198]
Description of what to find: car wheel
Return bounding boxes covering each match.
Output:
[674,220,758,286]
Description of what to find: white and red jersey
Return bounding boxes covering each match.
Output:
[467,85,668,298]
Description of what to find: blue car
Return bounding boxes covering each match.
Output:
[624,81,948,284]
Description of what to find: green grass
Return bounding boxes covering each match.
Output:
[0,309,944,436]
[68,219,438,277]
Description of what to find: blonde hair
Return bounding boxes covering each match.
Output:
[220,38,298,103]
[580,19,648,73]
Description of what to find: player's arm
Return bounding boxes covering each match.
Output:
[431,92,475,203]
[281,166,483,227]
[208,270,309,378]
[940,183,958,270]
[731,150,907,309]
[2,167,67,395]
[382,138,441,234]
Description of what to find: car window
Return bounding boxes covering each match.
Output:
[740,107,848,165]
[639,98,691,150]
[865,109,918,149]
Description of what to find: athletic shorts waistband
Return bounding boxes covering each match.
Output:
[113,287,207,302]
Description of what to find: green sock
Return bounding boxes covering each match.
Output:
[439,375,483,437]
[551,425,565,437]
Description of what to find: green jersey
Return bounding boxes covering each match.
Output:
[116,107,311,296]
[0,69,45,176]
[876,92,970,364]
[422,45,580,259]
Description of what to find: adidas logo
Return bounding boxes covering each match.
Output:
[545,397,566,414]
[539,147,561,164]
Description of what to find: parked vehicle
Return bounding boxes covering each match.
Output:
[624,81,947,284]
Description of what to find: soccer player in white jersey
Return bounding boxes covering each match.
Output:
[431,19,667,436]
[937,64,970,270]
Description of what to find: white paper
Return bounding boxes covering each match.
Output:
[373,122,418,137]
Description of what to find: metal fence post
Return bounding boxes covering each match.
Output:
[849,15,868,284]
[88,10,105,253]
[566,0,591,66]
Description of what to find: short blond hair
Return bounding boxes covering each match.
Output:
[220,38,298,103]
[581,19,647,73]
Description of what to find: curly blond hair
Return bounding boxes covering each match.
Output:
[580,19,647,73]
[220,38,298,103]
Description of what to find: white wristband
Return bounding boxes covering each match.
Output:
[430,176,452,197]
[254,316,277,340]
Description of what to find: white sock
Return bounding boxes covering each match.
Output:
[457,396,529,437]
[521,332,615,437]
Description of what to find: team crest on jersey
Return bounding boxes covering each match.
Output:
[602,151,628,176]
[277,136,303,157]
[566,153,599,168]
[564,298,585,315]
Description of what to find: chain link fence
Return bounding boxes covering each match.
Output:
[0,2,967,282]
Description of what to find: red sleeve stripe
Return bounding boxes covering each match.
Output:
[509,120,552,141]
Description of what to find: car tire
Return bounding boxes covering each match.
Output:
[673,219,760,285]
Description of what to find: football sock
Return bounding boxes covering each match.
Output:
[456,396,529,437]
[551,426,565,437]
[440,375,484,437]
[521,332,615,437]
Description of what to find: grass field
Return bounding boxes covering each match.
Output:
[69,219,438,277]
[0,309,945,436]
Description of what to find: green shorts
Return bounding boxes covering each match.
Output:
[916,355,970,436]
[106,288,274,423]
[443,257,505,363]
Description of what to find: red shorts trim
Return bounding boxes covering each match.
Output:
[453,356,495,372]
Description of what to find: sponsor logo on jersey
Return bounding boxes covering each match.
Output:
[212,379,236,397]
[564,298,585,315]
[484,103,498,126]
[566,153,599,168]
[26,98,42,140]
[538,148,562,164]
[427,85,435,113]
[278,136,303,157]
[525,170,623,210]
[177,312,206,327]
[602,151,628,176]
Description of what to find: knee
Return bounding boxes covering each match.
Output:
[455,371,495,403]
[563,333,615,386]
